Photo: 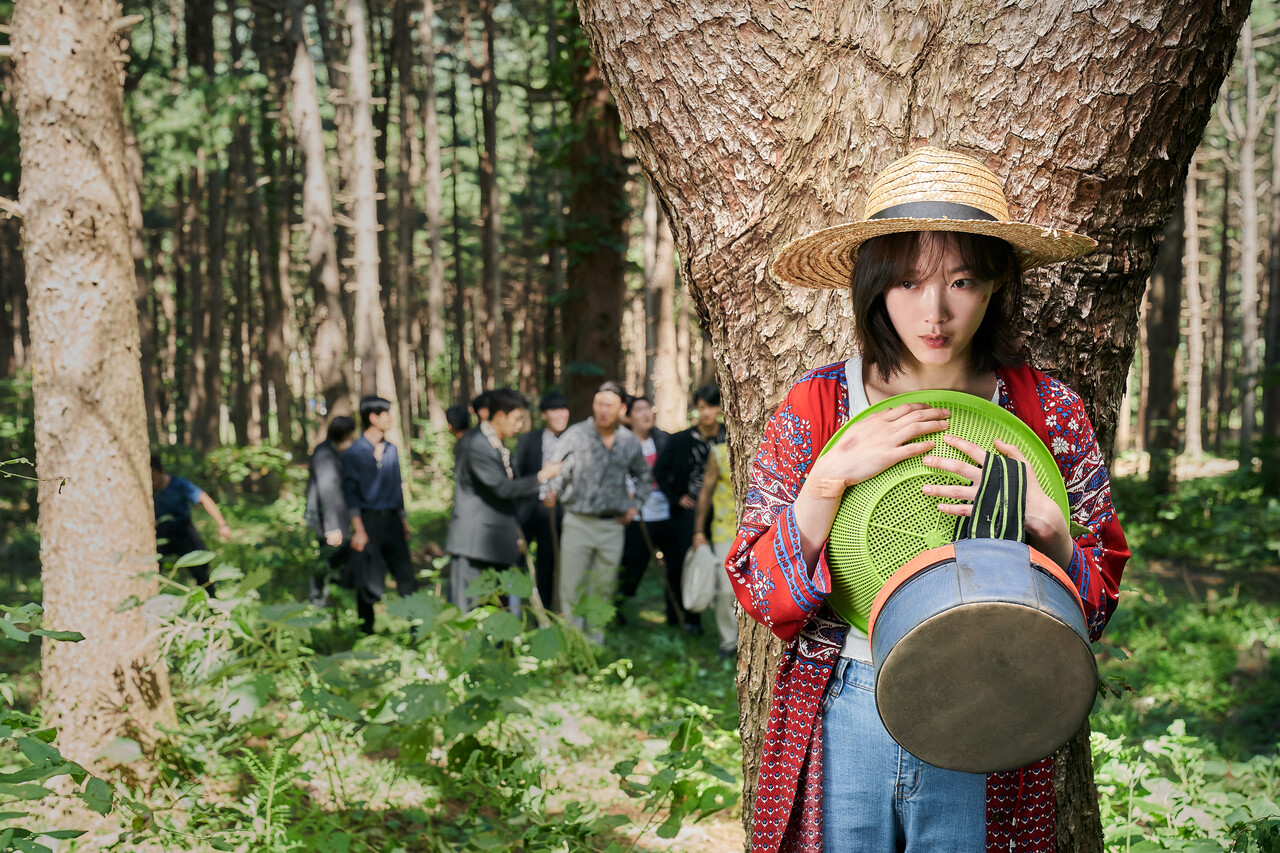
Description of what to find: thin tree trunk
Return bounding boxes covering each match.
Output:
[289,0,352,419]
[13,0,174,767]
[125,129,160,438]
[449,72,472,403]
[1216,157,1235,454]
[1261,78,1280,493]
[231,188,254,446]
[420,0,447,428]
[393,0,417,442]
[575,0,1248,848]
[475,0,504,384]
[1225,24,1262,465]
[1185,156,1205,460]
[348,0,401,438]
[1146,196,1184,494]
[651,201,681,429]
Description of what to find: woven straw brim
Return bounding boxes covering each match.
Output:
[771,217,1097,290]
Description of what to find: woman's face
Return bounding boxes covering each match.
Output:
[881,235,1000,372]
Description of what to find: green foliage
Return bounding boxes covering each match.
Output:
[203,445,296,501]
[1092,471,1280,849]
[98,551,735,851]
[0,604,115,852]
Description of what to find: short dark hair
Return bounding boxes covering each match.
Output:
[326,415,356,444]
[150,453,164,473]
[539,391,568,412]
[445,404,471,433]
[851,231,1023,383]
[596,381,627,402]
[487,387,528,416]
[358,395,392,429]
[693,384,721,407]
[626,395,652,416]
[471,391,490,415]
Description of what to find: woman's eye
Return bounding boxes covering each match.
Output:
[952,278,977,289]
[897,280,917,290]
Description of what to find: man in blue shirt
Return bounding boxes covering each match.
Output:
[151,454,233,594]
[342,395,415,634]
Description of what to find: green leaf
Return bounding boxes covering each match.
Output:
[497,568,533,599]
[30,629,84,642]
[656,811,683,838]
[16,736,61,768]
[384,684,449,725]
[0,782,51,800]
[0,619,31,642]
[484,611,524,644]
[528,627,560,661]
[39,830,87,840]
[0,811,29,821]
[301,687,363,722]
[173,550,215,570]
[79,776,113,815]
[385,590,444,630]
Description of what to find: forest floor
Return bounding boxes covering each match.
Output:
[4,457,1280,850]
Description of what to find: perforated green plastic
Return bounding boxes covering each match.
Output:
[818,390,1069,633]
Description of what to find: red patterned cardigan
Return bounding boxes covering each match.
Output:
[724,362,1130,853]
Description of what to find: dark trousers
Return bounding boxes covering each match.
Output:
[521,503,563,610]
[348,510,415,633]
[670,509,702,630]
[619,517,681,623]
[311,538,350,606]
[157,518,215,596]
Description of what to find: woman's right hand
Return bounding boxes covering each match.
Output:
[803,403,950,498]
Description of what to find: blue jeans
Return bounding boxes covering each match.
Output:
[821,657,986,852]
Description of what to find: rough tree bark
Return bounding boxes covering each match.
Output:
[1185,157,1205,460]
[1261,76,1280,495]
[12,0,174,766]
[574,0,1248,849]
[348,0,401,436]
[1146,202,1184,494]
[419,0,448,429]
[289,0,352,419]
[560,33,629,414]
[1221,22,1263,467]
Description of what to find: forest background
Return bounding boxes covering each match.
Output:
[1,0,1280,851]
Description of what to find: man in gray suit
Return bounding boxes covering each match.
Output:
[445,388,563,612]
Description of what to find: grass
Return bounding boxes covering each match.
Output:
[3,461,1280,850]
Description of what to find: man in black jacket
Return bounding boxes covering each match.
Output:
[512,391,571,609]
[446,388,563,612]
[304,415,357,606]
[653,384,726,632]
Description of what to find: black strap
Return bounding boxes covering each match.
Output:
[869,200,998,222]
[954,452,1028,542]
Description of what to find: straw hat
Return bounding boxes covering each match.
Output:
[771,147,1097,289]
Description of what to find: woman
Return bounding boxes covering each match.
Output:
[726,147,1130,853]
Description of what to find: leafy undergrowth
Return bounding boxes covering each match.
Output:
[1093,471,1280,851]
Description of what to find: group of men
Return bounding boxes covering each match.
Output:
[444,381,736,654]
[154,383,736,653]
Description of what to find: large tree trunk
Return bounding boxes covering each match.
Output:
[12,0,174,767]
[1145,200,1184,494]
[419,0,447,429]
[1185,157,1205,460]
[476,0,505,384]
[560,40,629,414]
[289,0,352,420]
[574,0,1248,849]
[348,0,401,437]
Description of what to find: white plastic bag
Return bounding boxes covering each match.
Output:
[682,544,720,613]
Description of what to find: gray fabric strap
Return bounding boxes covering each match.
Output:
[869,200,998,222]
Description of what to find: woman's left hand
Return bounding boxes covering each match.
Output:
[921,434,1074,569]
